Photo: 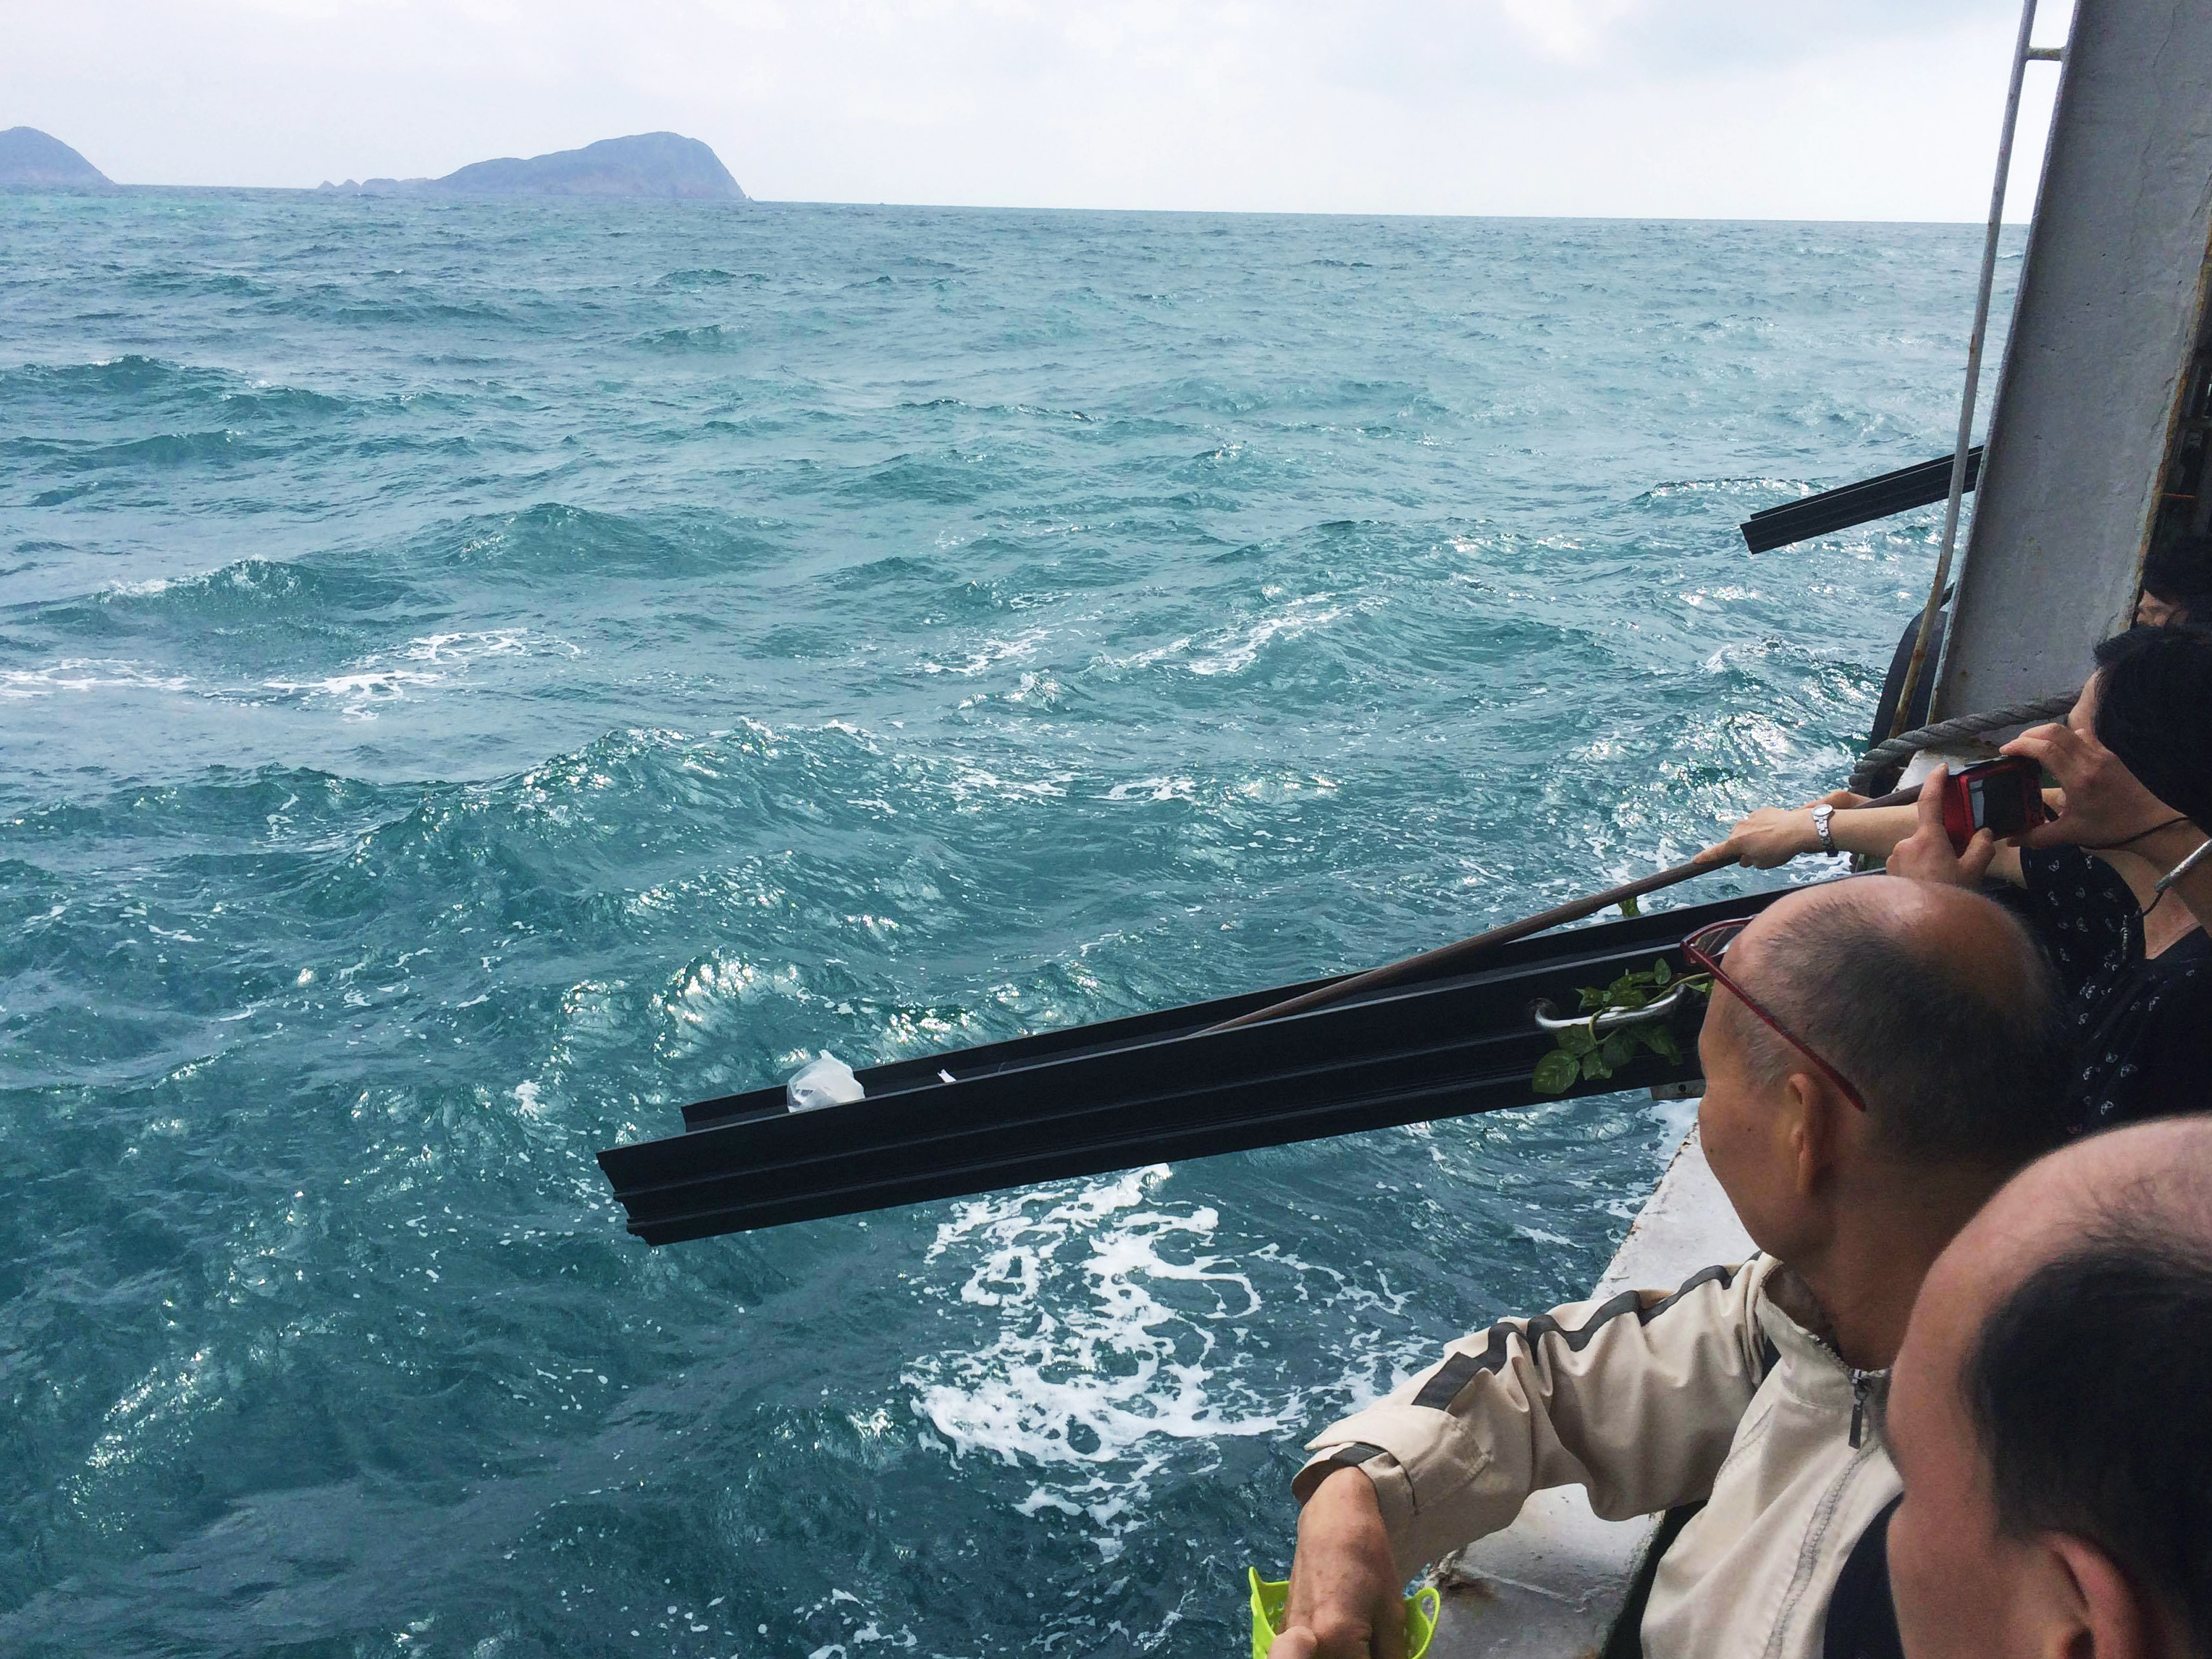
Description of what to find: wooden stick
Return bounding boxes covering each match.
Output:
[1202,784,1922,1035]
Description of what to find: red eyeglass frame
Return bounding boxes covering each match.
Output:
[1681,918,1870,1112]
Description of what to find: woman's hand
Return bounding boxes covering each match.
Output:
[2003,722,2178,850]
[1702,806,1820,870]
[1886,764,1998,888]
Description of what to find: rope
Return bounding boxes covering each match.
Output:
[1848,690,2078,795]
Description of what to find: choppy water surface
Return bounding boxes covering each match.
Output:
[0,194,2012,1657]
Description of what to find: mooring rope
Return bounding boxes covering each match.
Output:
[1848,689,2079,795]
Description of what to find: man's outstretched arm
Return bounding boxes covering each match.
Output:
[1273,1466,1407,1659]
[1287,1259,1774,1595]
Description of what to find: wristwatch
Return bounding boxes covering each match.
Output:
[1812,803,1839,856]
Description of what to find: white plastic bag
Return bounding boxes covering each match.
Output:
[786,1051,865,1114]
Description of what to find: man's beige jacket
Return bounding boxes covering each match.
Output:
[1295,1253,1900,1659]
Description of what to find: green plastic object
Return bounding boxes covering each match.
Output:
[1247,1569,1441,1659]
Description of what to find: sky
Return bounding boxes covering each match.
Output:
[3,0,2075,218]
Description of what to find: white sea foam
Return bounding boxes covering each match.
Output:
[907,1168,1286,1458]
[916,626,1053,678]
[258,630,579,719]
[1121,591,1374,678]
[0,660,193,700]
[261,668,443,721]
[403,628,581,664]
[901,1167,1307,1555]
[1103,775,1197,802]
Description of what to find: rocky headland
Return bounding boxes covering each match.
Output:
[0,127,113,190]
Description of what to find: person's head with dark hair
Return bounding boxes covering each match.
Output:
[1693,876,2069,1369]
[1888,1116,2212,1659]
[2087,623,2212,831]
[2138,534,2212,628]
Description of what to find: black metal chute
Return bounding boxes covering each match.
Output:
[1740,447,1982,554]
[597,885,1794,1244]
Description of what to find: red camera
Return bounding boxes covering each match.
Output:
[1940,755,2048,852]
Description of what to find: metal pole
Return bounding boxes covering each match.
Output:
[1886,0,2047,740]
[1205,786,1932,1034]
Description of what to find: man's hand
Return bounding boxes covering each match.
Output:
[1272,1467,1407,1659]
[1885,764,1997,887]
[2003,722,2179,851]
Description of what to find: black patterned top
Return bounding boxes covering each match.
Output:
[2020,848,2212,1131]
[2016,847,2140,1000]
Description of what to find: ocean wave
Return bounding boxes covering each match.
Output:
[0,353,223,402]
[49,429,272,471]
[431,501,784,581]
[216,384,353,422]
[80,555,413,623]
[0,356,353,430]
[652,266,765,288]
[830,452,1004,508]
[272,293,526,329]
[0,763,395,852]
[635,322,749,352]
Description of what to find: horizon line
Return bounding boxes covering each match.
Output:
[4,184,2029,229]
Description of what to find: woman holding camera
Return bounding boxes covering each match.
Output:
[1707,624,2212,1130]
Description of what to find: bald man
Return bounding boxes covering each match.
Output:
[1887,1117,2212,1659]
[1274,877,2068,1659]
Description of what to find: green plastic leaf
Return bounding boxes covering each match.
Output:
[1618,894,1641,918]
[1651,958,1673,987]
[1647,1027,1682,1064]
[1581,1050,1614,1080]
[1531,1049,1581,1095]
[1599,1033,1636,1068]
[1558,1023,1597,1057]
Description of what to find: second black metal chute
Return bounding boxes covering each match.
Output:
[1738,446,1983,554]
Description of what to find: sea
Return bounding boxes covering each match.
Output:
[0,193,2015,1658]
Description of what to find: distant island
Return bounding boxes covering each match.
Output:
[0,127,744,199]
[320,133,748,201]
[0,127,112,190]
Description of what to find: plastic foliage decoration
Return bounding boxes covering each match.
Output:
[1530,958,1709,1096]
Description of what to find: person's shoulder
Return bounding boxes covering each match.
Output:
[2140,928,2212,989]
[2163,927,2212,963]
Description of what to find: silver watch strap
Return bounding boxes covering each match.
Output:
[1812,804,1838,855]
